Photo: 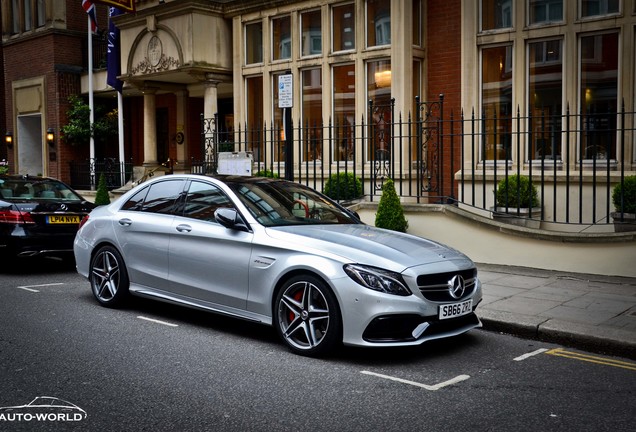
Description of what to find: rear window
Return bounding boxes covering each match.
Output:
[0,178,82,200]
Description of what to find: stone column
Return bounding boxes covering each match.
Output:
[143,88,158,167]
[175,90,187,170]
[204,75,220,159]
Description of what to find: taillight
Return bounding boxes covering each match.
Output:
[0,209,35,224]
[78,214,90,230]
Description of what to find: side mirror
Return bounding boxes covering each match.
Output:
[215,208,249,232]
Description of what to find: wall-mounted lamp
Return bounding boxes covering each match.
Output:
[46,128,55,146]
[5,132,13,149]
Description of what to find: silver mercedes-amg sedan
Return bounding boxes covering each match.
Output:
[74,174,482,356]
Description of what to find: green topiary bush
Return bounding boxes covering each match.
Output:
[94,173,111,206]
[495,174,540,208]
[375,178,408,233]
[254,169,279,178]
[612,175,636,214]
[323,172,362,201]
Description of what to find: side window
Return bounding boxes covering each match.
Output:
[121,186,149,212]
[141,180,185,214]
[183,181,233,222]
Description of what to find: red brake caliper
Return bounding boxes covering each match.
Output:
[289,289,303,322]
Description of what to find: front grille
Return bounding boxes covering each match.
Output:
[417,268,477,302]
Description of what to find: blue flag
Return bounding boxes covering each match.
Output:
[107,7,124,92]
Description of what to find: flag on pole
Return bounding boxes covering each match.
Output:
[107,7,124,92]
[91,0,135,13]
[82,0,98,33]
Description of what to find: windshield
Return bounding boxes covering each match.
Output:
[226,179,359,227]
[0,178,83,201]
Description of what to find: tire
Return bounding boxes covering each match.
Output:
[274,274,342,357]
[89,245,129,307]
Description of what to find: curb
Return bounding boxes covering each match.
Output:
[478,309,636,360]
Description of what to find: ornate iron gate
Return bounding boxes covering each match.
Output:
[416,95,444,197]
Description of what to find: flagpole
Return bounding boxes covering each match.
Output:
[118,91,125,186]
[87,15,96,189]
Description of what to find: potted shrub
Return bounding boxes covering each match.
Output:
[323,172,362,201]
[492,174,541,228]
[94,173,111,206]
[610,175,636,232]
[375,178,408,233]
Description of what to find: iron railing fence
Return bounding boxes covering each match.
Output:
[69,158,133,191]
[196,99,635,227]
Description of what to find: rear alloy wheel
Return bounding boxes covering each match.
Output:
[275,275,341,356]
[90,246,129,307]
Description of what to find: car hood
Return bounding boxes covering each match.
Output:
[265,224,471,271]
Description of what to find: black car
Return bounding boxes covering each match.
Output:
[0,174,95,262]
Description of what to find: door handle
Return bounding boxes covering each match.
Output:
[118,218,132,226]
[176,224,192,233]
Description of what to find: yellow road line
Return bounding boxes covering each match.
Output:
[546,348,636,371]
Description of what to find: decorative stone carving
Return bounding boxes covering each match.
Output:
[131,35,180,74]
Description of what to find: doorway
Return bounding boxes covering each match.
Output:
[17,114,44,175]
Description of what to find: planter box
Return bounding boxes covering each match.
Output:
[611,212,636,232]
[491,207,542,229]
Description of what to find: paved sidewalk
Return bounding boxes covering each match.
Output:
[476,263,636,360]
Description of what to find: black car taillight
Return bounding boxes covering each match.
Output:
[0,209,35,224]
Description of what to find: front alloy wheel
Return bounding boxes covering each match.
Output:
[275,275,341,356]
[90,245,129,307]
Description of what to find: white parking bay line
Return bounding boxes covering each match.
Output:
[514,348,549,361]
[361,371,470,391]
[137,316,179,327]
[16,283,64,293]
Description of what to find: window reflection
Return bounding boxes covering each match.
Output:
[529,40,562,161]
[245,22,263,64]
[482,45,513,161]
[332,3,355,52]
[302,69,323,162]
[272,16,291,61]
[367,0,390,47]
[333,64,355,161]
[481,0,513,31]
[301,10,321,56]
[580,33,618,160]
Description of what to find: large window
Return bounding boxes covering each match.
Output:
[413,0,422,47]
[332,3,355,52]
[333,64,355,161]
[7,0,45,34]
[246,76,264,159]
[271,73,285,162]
[580,33,618,160]
[481,0,513,31]
[528,0,563,25]
[580,0,619,17]
[367,0,390,47]
[301,10,321,57]
[367,60,392,160]
[302,69,323,161]
[272,16,291,61]
[529,39,563,161]
[482,45,513,161]
[245,22,263,64]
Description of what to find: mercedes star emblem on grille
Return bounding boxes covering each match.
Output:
[448,275,466,299]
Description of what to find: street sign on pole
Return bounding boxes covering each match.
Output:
[278,74,293,108]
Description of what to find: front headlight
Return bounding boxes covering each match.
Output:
[344,264,412,296]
